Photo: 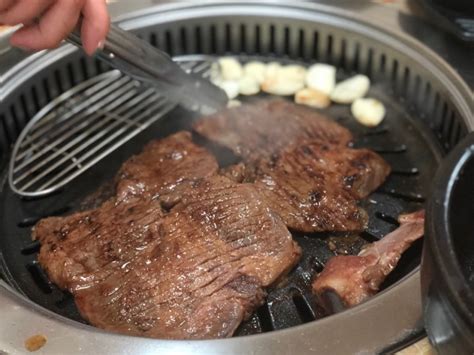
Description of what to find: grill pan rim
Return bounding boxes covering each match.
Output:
[0,1,472,353]
[2,1,473,128]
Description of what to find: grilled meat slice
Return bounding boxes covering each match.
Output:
[254,142,391,232]
[34,176,301,339]
[116,131,219,204]
[312,210,424,310]
[193,99,353,163]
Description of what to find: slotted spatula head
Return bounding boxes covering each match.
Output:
[68,21,228,115]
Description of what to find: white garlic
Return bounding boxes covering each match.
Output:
[306,63,337,95]
[243,61,267,84]
[330,74,370,104]
[295,88,331,109]
[219,80,240,99]
[261,64,306,96]
[218,57,243,81]
[351,98,386,127]
[238,76,260,96]
[227,99,242,108]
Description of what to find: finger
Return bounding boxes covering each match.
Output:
[10,0,84,50]
[81,0,109,55]
[0,0,54,26]
[0,0,15,13]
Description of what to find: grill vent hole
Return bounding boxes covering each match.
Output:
[181,27,189,54]
[453,120,462,147]
[291,290,316,323]
[225,23,232,53]
[391,167,419,176]
[30,86,41,113]
[326,34,333,62]
[439,102,449,144]
[239,24,246,53]
[375,212,400,225]
[42,78,52,102]
[372,144,407,154]
[391,59,399,90]
[26,261,53,294]
[298,28,305,59]
[210,25,217,54]
[379,189,425,203]
[424,81,432,112]
[379,53,386,74]
[310,256,325,273]
[360,231,380,242]
[353,42,361,72]
[8,105,21,140]
[269,24,276,54]
[53,69,64,93]
[366,48,374,77]
[255,25,261,53]
[402,67,410,95]
[150,33,158,47]
[339,39,347,69]
[165,30,173,55]
[256,304,274,331]
[19,95,31,130]
[0,114,10,153]
[445,110,456,149]
[79,57,89,80]
[284,26,291,56]
[21,241,41,255]
[432,93,441,127]
[312,31,319,60]
[66,63,76,87]
[17,205,72,228]
[195,26,203,53]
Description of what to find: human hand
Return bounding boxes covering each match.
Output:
[0,0,110,55]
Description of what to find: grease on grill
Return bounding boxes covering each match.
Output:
[24,334,47,352]
[4,87,434,337]
[326,234,368,255]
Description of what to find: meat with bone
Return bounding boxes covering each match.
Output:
[193,98,353,163]
[312,210,424,310]
[34,173,300,339]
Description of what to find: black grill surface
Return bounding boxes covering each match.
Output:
[0,89,440,335]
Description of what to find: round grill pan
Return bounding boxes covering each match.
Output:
[0,2,472,354]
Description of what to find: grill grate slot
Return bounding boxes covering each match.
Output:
[378,188,425,203]
[256,304,274,332]
[26,261,53,294]
[375,212,400,226]
[17,205,71,228]
[360,231,380,243]
[292,291,316,323]
[391,167,419,176]
[21,241,41,255]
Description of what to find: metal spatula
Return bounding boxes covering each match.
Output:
[9,23,227,198]
[68,22,228,115]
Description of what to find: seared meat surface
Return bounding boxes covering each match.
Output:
[116,131,218,204]
[254,142,390,232]
[195,99,389,232]
[194,99,353,163]
[312,210,424,310]
[33,99,393,339]
[34,133,300,339]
